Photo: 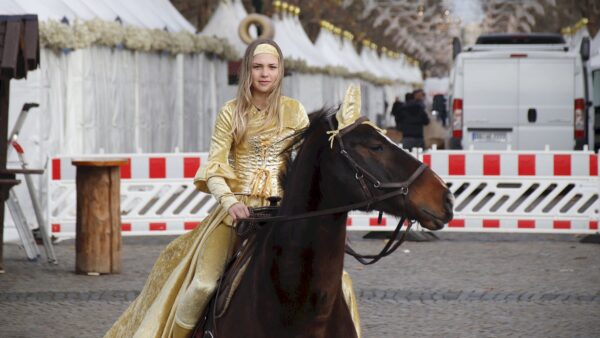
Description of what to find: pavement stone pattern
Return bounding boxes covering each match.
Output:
[0,232,599,337]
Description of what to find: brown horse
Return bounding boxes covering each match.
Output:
[194,109,453,337]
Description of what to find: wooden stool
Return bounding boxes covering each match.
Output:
[72,158,128,275]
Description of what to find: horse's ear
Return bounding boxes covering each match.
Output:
[336,84,361,130]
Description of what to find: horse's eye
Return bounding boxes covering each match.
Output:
[369,144,384,152]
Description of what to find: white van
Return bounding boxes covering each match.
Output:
[448,33,591,150]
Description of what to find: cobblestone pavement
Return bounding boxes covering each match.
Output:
[0,232,599,338]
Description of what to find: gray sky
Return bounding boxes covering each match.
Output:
[451,0,484,25]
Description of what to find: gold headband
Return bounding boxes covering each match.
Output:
[253,43,280,58]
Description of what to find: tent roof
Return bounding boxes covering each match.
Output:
[315,28,347,68]
[274,13,331,67]
[201,0,247,55]
[0,0,195,32]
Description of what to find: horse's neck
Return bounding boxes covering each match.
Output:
[258,148,348,310]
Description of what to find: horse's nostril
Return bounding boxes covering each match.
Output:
[444,192,455,212]
[445,192,454,205]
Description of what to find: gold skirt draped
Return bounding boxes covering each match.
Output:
[104,197,361,338]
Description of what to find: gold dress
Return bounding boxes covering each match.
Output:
[104,97,361,338]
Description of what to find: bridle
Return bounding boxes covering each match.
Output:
[236,115,427,265]
[330,116,426,209]
[327,115,426,264]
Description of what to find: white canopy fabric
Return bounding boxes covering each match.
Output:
[2,0,195,32]
[340,38,366,73]
[1,0,230,235]
[359,47,384,78]
[314,28,347,68]
[273,13,311,62]
[288,14,330,67]
[380,54,403,82]
[274,12,328,67]
[201,0,247,56]
[0,0,27,14]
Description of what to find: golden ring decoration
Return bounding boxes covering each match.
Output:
[239,14,275,45]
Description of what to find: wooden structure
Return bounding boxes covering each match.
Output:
[0,15,41,272]
[72,158,128,274]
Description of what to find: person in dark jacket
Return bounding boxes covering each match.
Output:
[390,96,403,130]
[396,89,429,150]
[432,94,448,127]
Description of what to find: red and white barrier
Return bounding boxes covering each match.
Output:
[423,151,598,177]
[446,218,598,233]
[47,150,600,237]
[422,149,599,234]
[51,153,209,181]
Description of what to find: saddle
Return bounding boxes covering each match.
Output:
[195,202,280,337]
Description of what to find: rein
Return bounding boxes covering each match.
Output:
[235,116,427,265]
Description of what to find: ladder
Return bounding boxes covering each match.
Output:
[6,188,39,260]
[6,103,57,264]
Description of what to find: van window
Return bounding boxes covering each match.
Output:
[476,33,565,45]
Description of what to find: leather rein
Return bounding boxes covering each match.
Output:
[235,115,427,265]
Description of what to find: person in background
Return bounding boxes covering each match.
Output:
[396,89,429,150]
[390,96,403,130]
[432,94,448,127]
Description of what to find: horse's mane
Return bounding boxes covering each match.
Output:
[278,108,336,189]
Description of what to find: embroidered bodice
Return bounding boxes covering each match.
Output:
[194,96,308,198]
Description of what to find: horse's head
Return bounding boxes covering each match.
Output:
[301,85,453,231]
[319,115,453,230]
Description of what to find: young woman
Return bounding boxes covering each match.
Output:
[104,39,360,338]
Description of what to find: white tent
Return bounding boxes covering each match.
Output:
[201,0,247,55]
[282,12,330,67]
[272,12,312,62]
[200,1,409,118]
[1,0,231,241]
[3,0,228,157]
[314,26,347,68]
[339,37,365,73]
[11,0,195,32]
[273,14,327,112]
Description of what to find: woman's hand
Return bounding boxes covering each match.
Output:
[228,202,250,222]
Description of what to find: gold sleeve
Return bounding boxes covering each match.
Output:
[281,97,309,130]
[193,103,238,193]
[296,102,309,130]
[206,177,238,211]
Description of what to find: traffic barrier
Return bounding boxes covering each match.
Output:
[47,149,600,238]
[423,149,599,233]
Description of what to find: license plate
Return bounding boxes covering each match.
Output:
[472,131,507,143]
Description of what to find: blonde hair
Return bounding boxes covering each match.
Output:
[232,39,285,144]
